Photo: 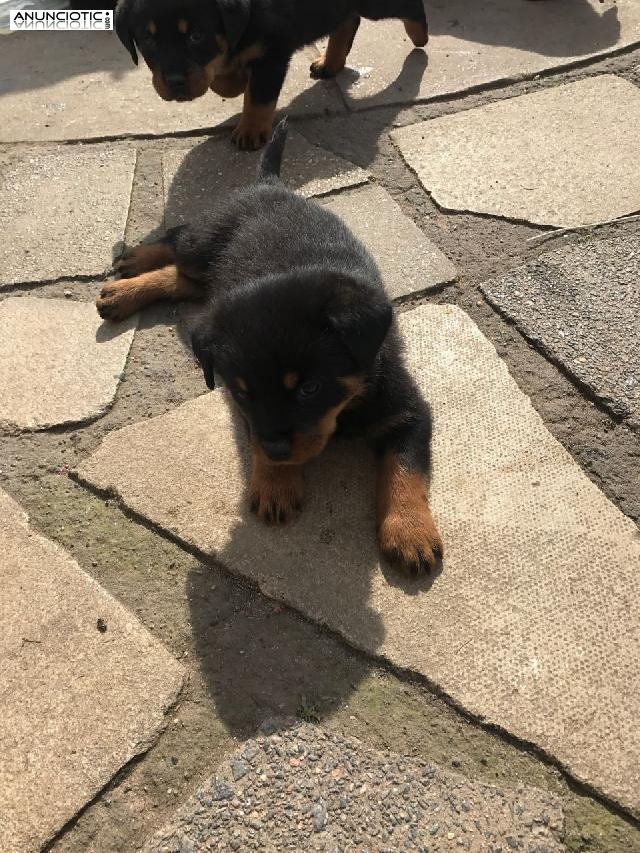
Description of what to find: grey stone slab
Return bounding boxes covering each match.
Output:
[482,231,640,427]
[328,0,640,109]
[0,488,183,853]
[0,147,135,286]
[163,131,368,228]
[77,304,640,815]
[0,297,136,429]
[320,185,457,299]
[391,75,640,228]
[143,723,565,852]
[0,32,342,142]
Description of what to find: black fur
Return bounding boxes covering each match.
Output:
[182,121,433,479]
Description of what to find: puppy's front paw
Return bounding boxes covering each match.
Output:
[96,280,133,322]
[378,508,443,577]
[309,54,341,80]
[231,111,274,150]
[249,465,304,526]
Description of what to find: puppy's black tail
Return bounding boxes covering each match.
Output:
[257,116,289,183]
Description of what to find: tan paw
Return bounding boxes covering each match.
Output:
[96,278,150,322]
[231,115,273,150]
[309,54,342,80]
[115,242,174,278]
[249,466,304,526]
[378,508,443,577]
[403,18,428,47]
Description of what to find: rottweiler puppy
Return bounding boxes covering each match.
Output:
[96,120,442,576]
[114,0,429,149]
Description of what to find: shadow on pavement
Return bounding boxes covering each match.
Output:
[427,0,620,57]
[0,31,130,98]
[185,403,389,737]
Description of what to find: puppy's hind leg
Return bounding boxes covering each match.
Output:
[359,0,428,47]
[115,240,176,278]
[310,14,361,79]
[97,265,200,322]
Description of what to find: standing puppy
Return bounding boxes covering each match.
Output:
[96,120,442,576]
[115,0,428,149]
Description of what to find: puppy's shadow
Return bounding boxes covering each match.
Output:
[183,393,438,736]
[95,315,138,343]
[428,0,620,58]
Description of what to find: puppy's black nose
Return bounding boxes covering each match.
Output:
[166,73,187,95]
[261,436,292,462]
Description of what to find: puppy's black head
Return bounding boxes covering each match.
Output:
[191,269,392,464]
[115,0,250,101]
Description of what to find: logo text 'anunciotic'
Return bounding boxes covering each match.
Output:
[10,10,113,30]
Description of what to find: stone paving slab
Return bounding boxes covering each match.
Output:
[143,723,565,852]
[330,0,640,109]
[77,304,640,816]
[0,147,135,287]
[319,185,457,299]
[0,487,184,853]
[391,75,640,228]
[0,297,136,429]
[0,32,342,143]
[482,230,640,427]
[163,132,368,228]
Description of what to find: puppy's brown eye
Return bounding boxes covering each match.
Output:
[189,30,204,44]
[297,380,321,401]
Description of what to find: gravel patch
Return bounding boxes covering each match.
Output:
[144,722,565,852]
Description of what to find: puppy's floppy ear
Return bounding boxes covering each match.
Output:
[218,0,251,50]
[191,323,217,390]
[326,277,393,370]
[115,0,138,65]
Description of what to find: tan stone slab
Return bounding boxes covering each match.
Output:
[390,75,640,228]
[320,185,456,299]
[144,724,565,852]
[163,131,368,228]
[330,0,640,109]
[0,488,183,853]
[77,305,640,815]
[0,147,135,286]
[0,32,342,143]
[0,297,136,429]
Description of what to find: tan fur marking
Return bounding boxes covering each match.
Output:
[283,375,364,465]
[96,266,199,322]
[233,40,265,68]
[116,242,175,277]
[283,372,299,391]
[146,20,156,35]
[377,452,442,575]
[210,69,247,98]
[310,16,360,78]
[236,377,248,393]
[249,444,304,525]
[231,92,276,150]
[177,18,188,34]
[403,18,428,47]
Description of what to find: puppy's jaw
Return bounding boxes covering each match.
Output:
[250,375,365,467]
[151,61,222,101]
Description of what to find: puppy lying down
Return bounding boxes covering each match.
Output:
[97,120,442,576]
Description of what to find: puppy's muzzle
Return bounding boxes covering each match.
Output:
[261,436,292,462]
[165,73,188,99]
